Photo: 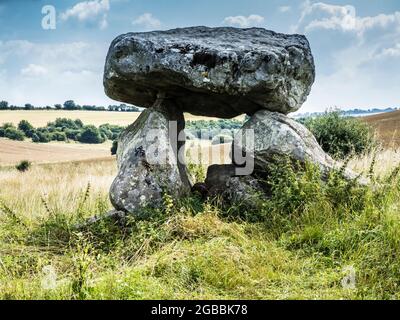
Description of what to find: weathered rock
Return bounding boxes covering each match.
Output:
[232,110,362,181]
[104,26,315,118]
[222,176,266,208]
[109,98,191,214]
[205,164,237,196]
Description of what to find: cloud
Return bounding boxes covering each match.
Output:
[60,0,110,29]
[222,14,264,28]
[21,64,48,77]
[373,43,400,59]
[293,2,400,112]
[0,40,114,106]
[295,0,400,37]
[132,13,161,30]
[279,6,291,13]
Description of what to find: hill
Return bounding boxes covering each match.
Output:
[362,110,400,148]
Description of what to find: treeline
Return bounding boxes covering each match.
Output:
[0,100,140,112]
[0,118,125,144]
[186,119,245,140]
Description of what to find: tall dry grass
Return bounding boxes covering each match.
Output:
[0,158,116,219]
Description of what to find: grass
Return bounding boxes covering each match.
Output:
[0,151,400,300]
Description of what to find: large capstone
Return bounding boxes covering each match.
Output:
[109,100,191,214]
[104,26,315,118]
[232,110,363,181]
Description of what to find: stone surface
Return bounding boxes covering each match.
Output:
[232,110,362,181]
[205,164,237,196]
[109,103,191,214]
[222,176,266,208]
[104,26,315,118]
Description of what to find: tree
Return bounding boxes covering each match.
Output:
[63,100,77,110]
[0,101,8,110]
[54,104,62,110]
[24,103,34,110]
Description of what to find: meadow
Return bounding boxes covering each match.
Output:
[1,110,400,300]
[0,144,400,299]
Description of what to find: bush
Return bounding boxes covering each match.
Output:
[4,127,25,141]
[51,131,67,142]
[65,129,82,141]
[78,125,105,144]
[15,160,31,172]
[18,120,35,138]
[302,111,376,158]
[32,131,51,143]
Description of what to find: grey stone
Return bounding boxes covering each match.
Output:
[205,164,237,196]
[104,26,315,118]
[109,98,191,214]
[232,110,363,181]
[222,176,266,208]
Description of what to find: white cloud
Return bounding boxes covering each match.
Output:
[222,14,264,28]
[132,13,161,30]
[296,0,400,37]
[0,40,114,106]
[60,0,110,29]
[293,2,400,112]
[279,6,291,13]
[21,64,48,77]
[374,43,400,59]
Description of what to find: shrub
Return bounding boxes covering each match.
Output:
[65,129,82,141]
[32,131,51,143]
[4,127,25,141]
[78,125,105,144]
[18,120,35,138]
[302,111,376,158]
[15,160,31,172]
[51,131,67,142]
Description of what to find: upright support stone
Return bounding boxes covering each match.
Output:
[232,110,363,181]
[109,95,191,214]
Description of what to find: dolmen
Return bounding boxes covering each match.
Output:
[103,26,361,215]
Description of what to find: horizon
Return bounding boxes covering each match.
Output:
[0,0,399,113]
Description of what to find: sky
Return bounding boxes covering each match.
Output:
[0,0,399,113]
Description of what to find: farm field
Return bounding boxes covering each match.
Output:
[0,138,112,165]
[362,110,400,147]
[0,110,245,127]
[0,137,230,166]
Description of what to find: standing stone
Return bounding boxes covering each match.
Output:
[109,96,191,214]
[104,26,315,118]
[232,110,363,181]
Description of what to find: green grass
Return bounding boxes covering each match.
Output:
[1,161,400,300]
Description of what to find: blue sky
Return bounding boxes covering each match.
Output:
[0,0,399,113]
